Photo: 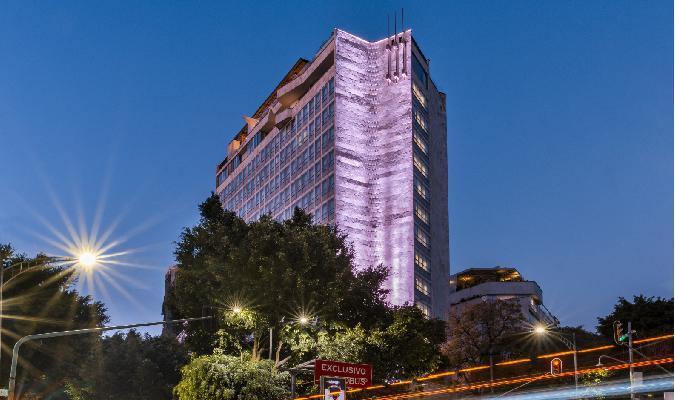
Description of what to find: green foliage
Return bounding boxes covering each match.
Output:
[166,195,390,359]
[316,306,446,382]
[174,354,289,400]
[597,295,674,340]
[169,196,447,395]
[66,330,188,400]
[0,244,108,398]
[580,369,614,399]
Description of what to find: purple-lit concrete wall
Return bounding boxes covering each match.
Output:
[333,29,415,307]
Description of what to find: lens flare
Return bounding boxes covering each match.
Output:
[77,252,98,268]
[533,325,547,335]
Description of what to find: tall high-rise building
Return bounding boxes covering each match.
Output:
[215,28,449,318]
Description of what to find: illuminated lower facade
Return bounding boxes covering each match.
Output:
[215,28,449,319]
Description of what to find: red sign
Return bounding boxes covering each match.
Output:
[314,359,372,388]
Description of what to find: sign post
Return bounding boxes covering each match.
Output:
[314,359,373,389]
[320,376,346,400]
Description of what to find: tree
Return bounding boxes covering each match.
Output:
[316,306,446,382]
[65,330,187,400]
[174,353,289,400]
[165,194,390,362]
[443,299,526,369]
[0,244,108,399]
[597,295,674,340]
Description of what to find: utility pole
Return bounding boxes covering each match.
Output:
[489,351,494,393]
[628,321,635,400]
[572,332,578,393]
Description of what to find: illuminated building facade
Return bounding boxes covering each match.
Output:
[215,29,449,318]
[448,267,559,325]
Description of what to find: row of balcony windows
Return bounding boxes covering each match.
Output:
[217,77,335,196]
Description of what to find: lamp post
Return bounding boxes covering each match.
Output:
[533,325,578,392]
[596,354,627,366]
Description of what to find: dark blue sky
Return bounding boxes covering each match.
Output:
[0,1,672,334]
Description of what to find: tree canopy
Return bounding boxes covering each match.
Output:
[597,295,674,340]
[0,244,108,399]
[65,330,187,400]
[165,194,391,359]
[168,195,447,396]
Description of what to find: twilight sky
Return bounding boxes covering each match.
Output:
[0,1,672,335]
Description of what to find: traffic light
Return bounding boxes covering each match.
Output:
[550,358,563,376]
[614,321,629,344]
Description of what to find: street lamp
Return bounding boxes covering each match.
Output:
[533,325,547,335]
[533,324,578,392]
[596,354,627,367]
[77,252,98,268]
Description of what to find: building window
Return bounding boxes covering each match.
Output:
[314,93,321,113]
[412,80,427,109]
[321,174,334,196]
[297,128,309,146]
[413,54,428,89]
[414,178,429,200]
[413,130,428,155]
[415,251,430,272]
[322,150,334,172]
[322,126,334,149]
[415,277,431,296]
[414,106,429,133]
[322,198,335,220]
[413,155,429,178]
[416,301,430,317]
[415,202,429,225]
[416,227,430,248]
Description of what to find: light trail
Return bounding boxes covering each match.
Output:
[483,376,674,400]
[372,358,673,400]
[293,333,673,399]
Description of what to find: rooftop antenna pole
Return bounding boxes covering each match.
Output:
[386,14,391,81]
[394,10,399,79]
[401,7,407,76]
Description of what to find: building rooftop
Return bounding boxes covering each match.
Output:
[452,267,523,291]
[216,58,309,172]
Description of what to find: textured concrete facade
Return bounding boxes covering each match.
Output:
[214,28,449,318]
[333,30,415,309]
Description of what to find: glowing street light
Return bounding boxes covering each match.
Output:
[298,315,310,325]
[232,306,242,314]
[533,324,547,335]
[77,251,98,268]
